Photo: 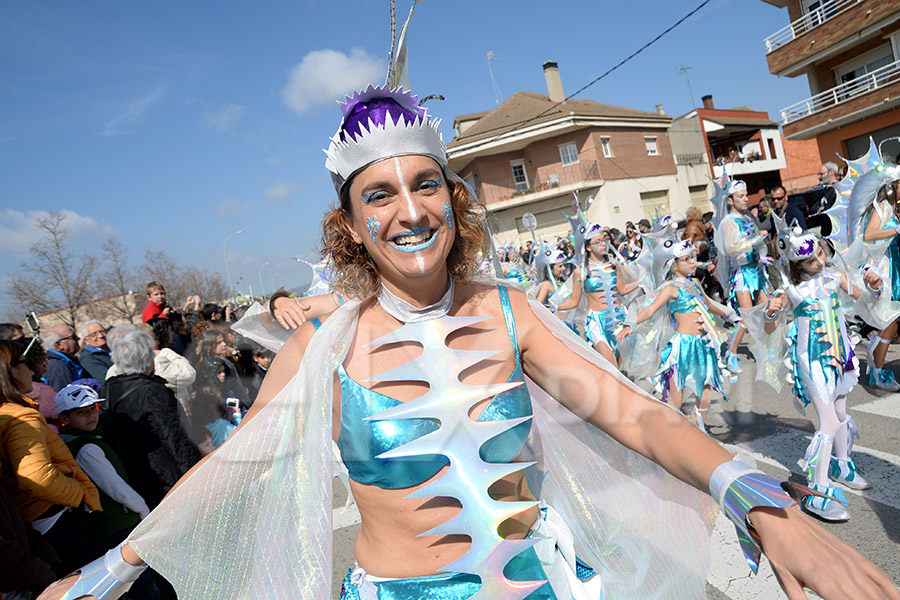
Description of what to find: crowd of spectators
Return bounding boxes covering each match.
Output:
[0,281,273,599]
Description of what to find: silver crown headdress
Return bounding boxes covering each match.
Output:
[776,222,819,262]
[584,221,605,241]
[727,179,747,196]
[324,85,446,194]
[652,238,694,286]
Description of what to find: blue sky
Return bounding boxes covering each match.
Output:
[0,0,811,307]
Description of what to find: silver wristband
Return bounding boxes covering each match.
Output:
[60,543,147,600]
[709,460,810,574]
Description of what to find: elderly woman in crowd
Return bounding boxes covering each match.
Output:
[0,340,100,574]
[102,331,200,509]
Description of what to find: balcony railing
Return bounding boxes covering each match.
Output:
[676,153,706,166]
[764,0,859,53]
[479,162,601,206]
[780,58,900,124]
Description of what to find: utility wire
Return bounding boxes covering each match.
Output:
[461,0,712,144]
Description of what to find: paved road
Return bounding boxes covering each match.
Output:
[330,344,900,599]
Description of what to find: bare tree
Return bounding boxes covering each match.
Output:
[92,238,142,324]
[6,212,96,331]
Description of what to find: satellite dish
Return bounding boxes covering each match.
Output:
[522,212,537,231]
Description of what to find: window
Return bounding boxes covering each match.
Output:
[644,137,659,156]
[601,136,613,158]
[510,160,529,193]
[835,45,894,90]
[802,0,838,28]
[559,142,579,166]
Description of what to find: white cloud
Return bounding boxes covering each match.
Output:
[101,87,165,137]
[217,198,253,217]
[202,103,246,132]
[0,209,118,254]
[282,48,385,115]
[265,180,300,201]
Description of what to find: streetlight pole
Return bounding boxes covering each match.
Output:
[258,262,270,299]
[223,230,244,303]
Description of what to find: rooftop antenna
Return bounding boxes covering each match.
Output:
[676,64,697,109]
[487,51,502,105]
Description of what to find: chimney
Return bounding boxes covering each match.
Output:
[543,61,565,103]
[655,104,666,115]
[701,94,714,109]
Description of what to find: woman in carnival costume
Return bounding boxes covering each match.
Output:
[849,149,900,390]
[52,10,899,600]
[554,222,639,366]
[501,246,529,282]
[712,177,772,373]
[754,222,880,521]
[624,239,735,432]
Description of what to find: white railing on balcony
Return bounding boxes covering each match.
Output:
[780,58,900,124]
[764,0,860,53]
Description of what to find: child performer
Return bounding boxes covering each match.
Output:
[762,224,878,521]
[558,223,639,365]
[627,239,735,432]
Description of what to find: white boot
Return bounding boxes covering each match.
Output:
[693,406,708,434]
[803,483,850,522]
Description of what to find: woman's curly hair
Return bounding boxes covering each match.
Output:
[321,173,486,298]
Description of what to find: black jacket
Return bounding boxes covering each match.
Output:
[102,373,201,508]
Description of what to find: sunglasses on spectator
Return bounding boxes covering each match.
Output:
[59,334,79,342]
[11,358,28,366]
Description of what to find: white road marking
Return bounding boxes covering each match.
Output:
[734,430,900,511]
[851,394,900,419]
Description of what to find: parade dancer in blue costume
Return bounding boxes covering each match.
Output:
[626,240,734,432]
[52,6,900,600]
[761,224,879,521]
[557,223,638,366]
[855,163,900,390]
[713,178,771,373]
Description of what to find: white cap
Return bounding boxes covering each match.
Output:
[55,384,99,414]
[727,180,747,195]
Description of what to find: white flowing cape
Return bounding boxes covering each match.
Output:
[127,290,717,599]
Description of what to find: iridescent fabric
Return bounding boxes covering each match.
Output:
[334,286,532,489]
[126,283,716,600]
[786,271,858,410]
[656,333,727,403]
[727,264,769,310]
[584,309,621,356]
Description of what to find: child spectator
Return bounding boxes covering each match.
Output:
[243,344,272,402]
[141,281,170,323]
[55,384,149,551]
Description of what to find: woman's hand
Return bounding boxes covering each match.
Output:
[615,325,632,342]
[766,294,785,316]
[751,506,900,599]
[863,270,883,290]
[36,575,96,600]
[272,296,311,329]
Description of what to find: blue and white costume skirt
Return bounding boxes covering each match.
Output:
[584,309,623,357]
[655,333,728,403]
[340,504,601,600]
[727,263,770,310]
[788,322,858,411]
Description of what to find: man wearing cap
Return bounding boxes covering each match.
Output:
[718,180,771,371]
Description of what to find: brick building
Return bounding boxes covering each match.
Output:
[670,95,821,203]
[763,0,900,162]
[447,62,697,247]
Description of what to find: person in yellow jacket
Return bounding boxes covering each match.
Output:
[0,339,101,573]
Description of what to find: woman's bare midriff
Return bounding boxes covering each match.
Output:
[335,286,539,579]
[673,310,704,336]
[585,290,617,313]
[351,469,538,578]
